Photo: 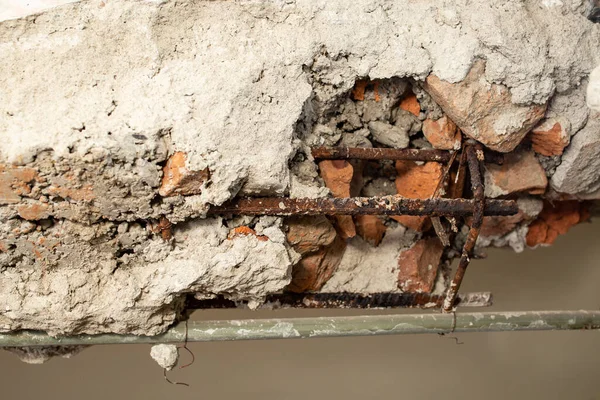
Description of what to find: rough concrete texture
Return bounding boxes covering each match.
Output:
[150,344,179,371]
[322,225,417,293]
[551,114,600,197]
[588,65,600,111]
[423,60,548,152]
[3,345,88,364]
[1,0,600,341]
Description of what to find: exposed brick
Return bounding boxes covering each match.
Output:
[354,215,387,247]
[46,184,94,202]
[530,119,570,156]
[227,226,268,241]
[398,93,420,117]
[287,236,346,293]
[397,237,443,293]
[285,216,337,256]
[0,165,38,204]
[159,152,210,197]
[484,150,547,198]
[423,60,546,152]
[526,201,589,247]
[392,160,442,231]
[351,79,368,101]
[479,213,525,237]
[17,203,50,221]
[319,160,356,239]
[422,115,462,150]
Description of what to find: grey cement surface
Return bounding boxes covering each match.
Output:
[0,221,599,399]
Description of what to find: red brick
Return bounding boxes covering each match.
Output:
[0,165,38,204]
[285,216,337,256]
[530,119,569,156]
[17,203,50,221]
[227,226,268,241]
[159,152,210,197]
[398,93,420,117]
[287,236,346,293]
[397,237,443,293]
[354,215,387,247]
[392,161,443,231]
[485,151,547,197]
[319,160,356,239]
[423,60,546,152]
[422,115,461,150]
[526,201,589,247]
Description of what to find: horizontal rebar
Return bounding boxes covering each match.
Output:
[311,146,505,164]
[2,311,599,347]
[187,292,493,310]
[311,146,452,162]
[207,196,518,217]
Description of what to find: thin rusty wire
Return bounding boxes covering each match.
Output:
[163,320,194,387]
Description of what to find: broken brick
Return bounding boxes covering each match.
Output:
[484,150,547,198]
[422,115,462,150]
[398,93,421,117]
[159,152,210,197]
[354,215,387,247]
[17,203,50,221]
[397,237,444,293]
[46,184,94,202]
[423,60,546,152]
[228,226,268,241]
[351,80,368,101]
[479,213,525,237]
[287,235,346,293]
[530,119,570,156]
[0,165,38,204]
[526,201,589,247]
[285,216,337,255]
[319,160,356,239]
[392,160,443,231]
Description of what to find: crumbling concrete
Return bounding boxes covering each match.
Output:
[0,0,599,344]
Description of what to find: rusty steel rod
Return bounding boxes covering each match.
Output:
[311,146,504,165]
[187,292,493,310]
[208,196,518,218]
[311,146,452,162]
[443,144,486,312]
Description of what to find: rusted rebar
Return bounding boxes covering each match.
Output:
[187,292,493,310]
[430,151,459,246]
[208,196,518,218]
[443,143,486,312]
[311,146,504,165]
[311,146,452,162]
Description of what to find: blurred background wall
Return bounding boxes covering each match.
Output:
[0,221,599,399]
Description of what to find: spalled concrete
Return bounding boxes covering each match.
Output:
[1,0,599,343]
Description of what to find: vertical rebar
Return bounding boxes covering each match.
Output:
[443,143,485,312]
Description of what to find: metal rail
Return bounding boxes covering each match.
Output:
[2,311,599,347]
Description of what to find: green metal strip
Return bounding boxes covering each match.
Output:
[1,310,599,347]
